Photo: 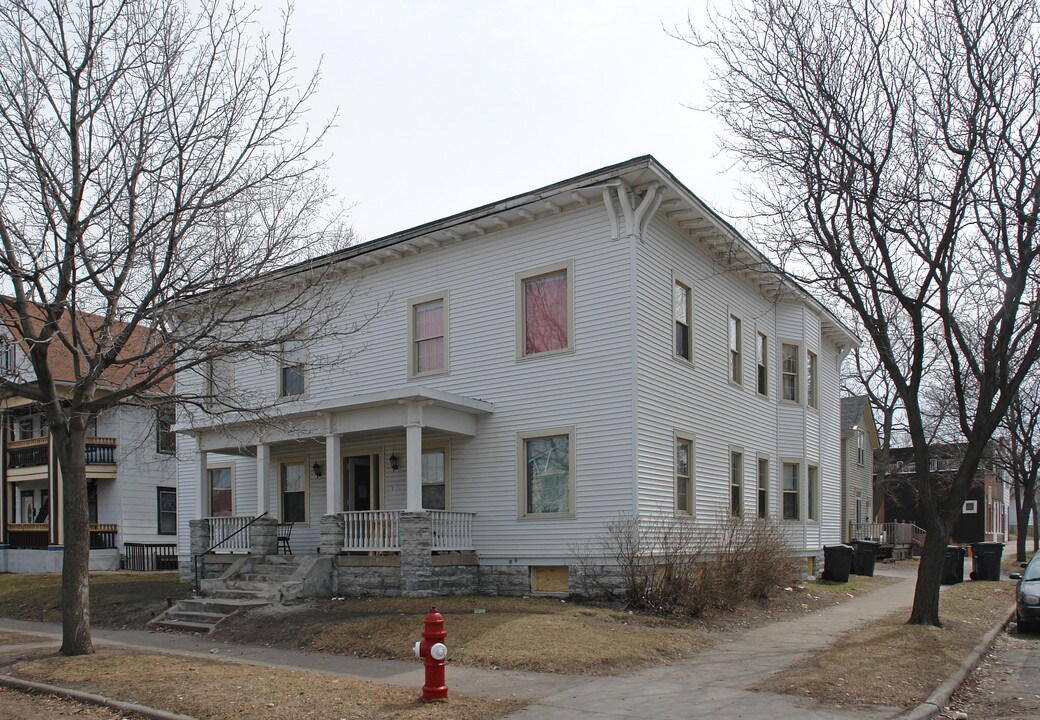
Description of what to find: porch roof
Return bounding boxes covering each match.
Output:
[187,385,494,454]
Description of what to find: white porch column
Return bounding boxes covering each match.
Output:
[196,449,208,518]
[256,443,270,516]
[325,434,342,513]
[404,401,429,512]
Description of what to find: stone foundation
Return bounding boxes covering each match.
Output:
[334,553,478,597]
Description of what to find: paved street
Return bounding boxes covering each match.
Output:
[941,626,1040,720]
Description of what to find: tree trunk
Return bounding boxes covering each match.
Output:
[908,514,947,626]
[57,425,93,656]
[1033,499,1039,552]
[1018,502,1031,563]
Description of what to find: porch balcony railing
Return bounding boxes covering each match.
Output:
[5,522,119,549]
[7,436,117,468]
[430,510,475,551]
[342,510,400,551]
[340,510,475,552]
[848,521,926,547]
[207,515,254,553]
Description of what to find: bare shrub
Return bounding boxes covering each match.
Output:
[571,511,799,617]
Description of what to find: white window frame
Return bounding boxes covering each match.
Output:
[757,455,770,519]
[672,274,693,364]
[157,486,177,535]
[807,464,819,522]
[279,457,309,523]
[781,342,801,403]
[516,261,574,360]
[963,499,978,514]
[279,344,307,398]
[782,461,801,521]
[856,431,865,465]
[408,292,449,378]
[756,330,769,397]
[517,426,576,519]
[155,406,176,455]
[674,432,695,516]
[0,335,16,375]
[207,464,235,517]
[728,312,743,386]
[421,443,451,510]
[730,446,744,517]
[807,349,819,410]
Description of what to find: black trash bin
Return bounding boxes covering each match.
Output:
[822,544,853,583]
[942,545,966,584]
[970,541,1005,581]
[850,540,879,577]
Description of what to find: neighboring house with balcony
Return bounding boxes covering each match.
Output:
[177,155,858,598]
[840,395,879,541]
[0,303,178,573]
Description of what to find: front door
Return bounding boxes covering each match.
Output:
[344,454,381,511]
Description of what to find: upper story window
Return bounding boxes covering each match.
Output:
[674,280,692,362]
[410,295,448,377]
[781,343,799,402]
[729,315,743,384]
[856,431,865,465]
[675,435,693,515]
[156,406,176,454]
[0,337,15,375]
[807,350,819,409]
[280,345,306,397]
[519,427,574,517]
[756,332,768,396]
[518,263,572,358]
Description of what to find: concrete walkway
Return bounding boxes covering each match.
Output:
[0,564,930,719]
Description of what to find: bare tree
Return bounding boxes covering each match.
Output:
[686,0,1040,625]
[997,375,1040,562]
[0,0,356,655]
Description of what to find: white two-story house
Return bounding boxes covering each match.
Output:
[177,156,857,597]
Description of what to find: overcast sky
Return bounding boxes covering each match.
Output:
[255,1,747,242]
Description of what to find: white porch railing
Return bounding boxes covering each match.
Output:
[208,515,254,553]
[431,510,475,551]
[339,510,476,552]
[342,510,400,551]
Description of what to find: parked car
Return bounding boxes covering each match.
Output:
[1009,556,1040,633]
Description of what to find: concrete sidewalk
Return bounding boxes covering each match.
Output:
[0,564,929,719]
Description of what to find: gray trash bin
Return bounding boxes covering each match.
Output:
[850,540,879,577]
[970,542,1004,581]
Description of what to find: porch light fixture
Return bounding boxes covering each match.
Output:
[389,452,399,471]
[312,461,323,477]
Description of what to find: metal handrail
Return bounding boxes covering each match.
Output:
[192,511,268,594]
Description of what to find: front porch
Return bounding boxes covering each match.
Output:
[191,509,478,597]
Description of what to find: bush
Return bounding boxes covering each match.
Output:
[571,511,800,617]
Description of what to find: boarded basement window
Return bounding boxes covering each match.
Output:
[806,556,817,577]
[531,566,569,593]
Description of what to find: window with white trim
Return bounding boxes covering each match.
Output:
[280,460,307,522]
[156,406,176,454]
[208,467,233,517]
[856,431,865,465]
[807,465,819,521]
[422,447,448,510]
[730,448,744,517]
[782,462,800,520]
[729,315,743,384]
[410,294,447,376]
[519,428,574,517]
[279,345,306,397]
[676,436,693,515]
[807,350,819,409]
[782,343,799,402]
[157,487,177,535]
[0,337,15,375]
[518,264,572,358]
[756,332,768,396]
[757,456,769,519]
[674,280,692,361]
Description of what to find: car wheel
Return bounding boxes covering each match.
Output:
[1017,615,1033,634]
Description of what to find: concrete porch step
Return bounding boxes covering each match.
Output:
[149,596,270,634]
[175,598,268,614]
[246,563,297,574]
[164,610,227,623]
[151,617,218,633]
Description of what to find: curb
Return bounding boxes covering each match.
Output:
[897,605,1016,720]
[0,674,198,720]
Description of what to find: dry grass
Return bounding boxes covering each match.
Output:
[10,649,526,720]
[759,580,1015,709]
[0,572,189,628]
[0,630,46,646]
[0,686,135,719]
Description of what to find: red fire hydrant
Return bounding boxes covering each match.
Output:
[413,607,448,701]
